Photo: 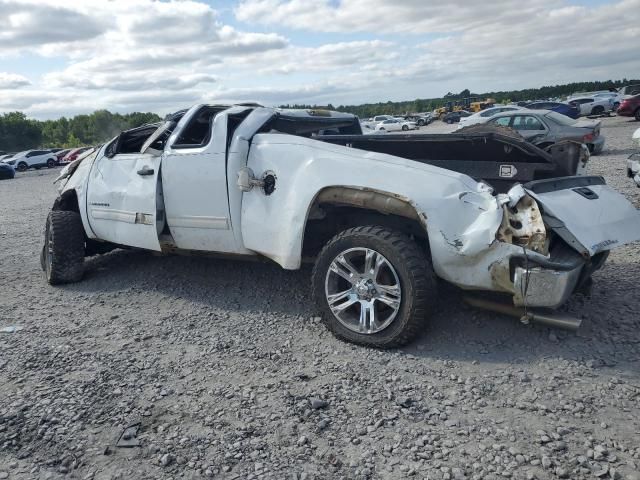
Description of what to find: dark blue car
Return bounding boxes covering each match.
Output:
[0,162,15,180]
[524,101,580,119]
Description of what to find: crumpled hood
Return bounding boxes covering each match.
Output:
[525,176,640,257]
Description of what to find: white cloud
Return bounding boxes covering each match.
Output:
[0,0,104,52]
[0,0,639,119]
[235,0,563,34]
[0,72,31,89]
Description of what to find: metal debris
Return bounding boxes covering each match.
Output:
[115,422,141,448]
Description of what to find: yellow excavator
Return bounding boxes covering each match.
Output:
[435,97,497,119]
[469,98,496,112]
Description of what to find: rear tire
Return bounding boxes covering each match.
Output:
[311,226,437,348]
[47,159,56,168]
[17,162,28,172]
[635,108,640,121]
[42,211,85,285]
[402,125,409,131]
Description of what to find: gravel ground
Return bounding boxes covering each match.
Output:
[1,115,639,480]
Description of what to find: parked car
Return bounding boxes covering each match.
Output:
[55,149,72,164]
[361,123,384,134]
[617,94,640,121]
[375,118,417,131]
[413,113,433,126]
[593,92,624,110]
[60,147,92,165]
[618,84,640,97]
[485,109,605,154]
[627,127,640,187]
[0,153,16,163]
[372,115,395,123]
[442,110,472,124]
[1,150,57,171]
[456,106,522,129]
[0,162,15,180]
[568,96,613,116]
[43,104,640,348]
[524,101,580,119]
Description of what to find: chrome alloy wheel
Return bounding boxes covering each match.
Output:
[324,247,402,334]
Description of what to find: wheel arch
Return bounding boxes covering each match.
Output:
[302,186,430,259]
[52,189,80,213]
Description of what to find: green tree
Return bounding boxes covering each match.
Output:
[0,112,42,151]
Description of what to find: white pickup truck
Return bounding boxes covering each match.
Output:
[43,104,640,347]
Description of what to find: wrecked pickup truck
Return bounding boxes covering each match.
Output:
[43,105,640,347]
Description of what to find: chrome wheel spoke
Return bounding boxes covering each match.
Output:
[325,247,402,335]
[358,301,378,333]
[327,289,356,313]
[373,254,386,279]
[375,283,401,310]
[364,249,377,276]
[330,255,360,284]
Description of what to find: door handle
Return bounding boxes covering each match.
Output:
[137,166,154,176]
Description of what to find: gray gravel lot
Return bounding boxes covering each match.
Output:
[1,116,639,480]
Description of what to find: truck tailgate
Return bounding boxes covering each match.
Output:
[525,176,640,256]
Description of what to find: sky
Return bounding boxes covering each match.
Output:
[0,0,638,119]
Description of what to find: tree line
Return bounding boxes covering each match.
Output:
[0,110,161,152]
[282,78,640,118]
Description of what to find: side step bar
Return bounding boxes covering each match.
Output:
[463,296,582,331]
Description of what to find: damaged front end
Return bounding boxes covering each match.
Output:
[499,176,640,309]
[432,176,640,312]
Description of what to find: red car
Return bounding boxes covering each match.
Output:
[60,147,91,165]
[617,95,640,121]
[55,149,71,164]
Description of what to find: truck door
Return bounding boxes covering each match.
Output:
[86,124,165,251]
[160,105,242,252]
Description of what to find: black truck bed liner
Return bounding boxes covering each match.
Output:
[316,129,583,193]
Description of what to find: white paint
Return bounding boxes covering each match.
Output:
[85,152,162,251]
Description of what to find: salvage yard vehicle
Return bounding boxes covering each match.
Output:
[2,150,57,171]
[43,105,640,348]
[617,94,640,121]
[375,118,417,131]
[483,109,605,154]
[568,96,613,116]
[442,110,471,124]
[456,105,522,129]
[0,162,15,180]
[523,101,580,119]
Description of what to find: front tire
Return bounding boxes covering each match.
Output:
[42,211,85,285]
[17,162,28,172]
[592,105,604,115]
[635,108,640,121]
[312,226,437,348]
[402,125,409,131]
[47,158,56,168]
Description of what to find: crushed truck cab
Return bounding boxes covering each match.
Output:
[45,105,640,348]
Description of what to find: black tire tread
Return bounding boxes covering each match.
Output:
[311,225,437,348]
[45,211,85,284]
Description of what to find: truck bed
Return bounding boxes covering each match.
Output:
[315,129,584,193]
